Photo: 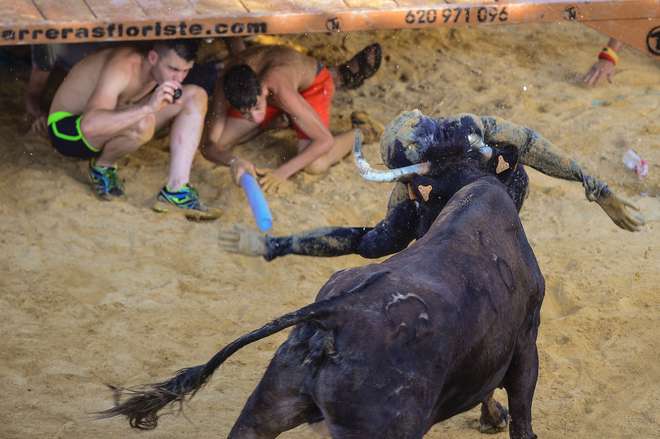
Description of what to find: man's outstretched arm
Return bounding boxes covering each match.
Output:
[220,185,419,261]
[480,116,644,231]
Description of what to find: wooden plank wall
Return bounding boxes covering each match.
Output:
[1,0,658,57]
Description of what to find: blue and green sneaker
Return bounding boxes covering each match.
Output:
[152,184,221,220]
[88,161,124,200]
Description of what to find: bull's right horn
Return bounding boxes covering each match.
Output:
[468,134,493,160]
[353,130,431,182]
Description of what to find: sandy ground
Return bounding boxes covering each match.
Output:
[0,22,658,439]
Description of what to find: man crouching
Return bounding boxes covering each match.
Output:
[47,39,220,220]
[203,43,383,193]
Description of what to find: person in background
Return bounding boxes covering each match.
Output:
[583,38,622,86]
[25,43,106,136]
[203,43,383,193]
[47,39,220,219]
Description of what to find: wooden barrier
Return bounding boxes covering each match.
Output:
[1,0,659,56]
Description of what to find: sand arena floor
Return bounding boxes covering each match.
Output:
[0,24,658,438]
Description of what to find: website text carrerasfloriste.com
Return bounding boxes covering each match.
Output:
[2,21,268,43]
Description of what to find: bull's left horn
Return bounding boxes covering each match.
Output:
[353,130,431,182]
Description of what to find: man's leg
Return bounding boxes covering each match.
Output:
[299,111,383,175]
[300,130,355,175]
[329,43,382,90]
[78,112,157,199]
[201,115,263,164]
[93,114,156,167]
[152,85,222,219]
[154,84,207,190]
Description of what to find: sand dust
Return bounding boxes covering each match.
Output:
[0,23,658,438]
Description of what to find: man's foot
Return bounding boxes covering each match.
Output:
[89,161,124,200]
[339,43,382,90]
[152,184,221,221]
[351,111,384,144]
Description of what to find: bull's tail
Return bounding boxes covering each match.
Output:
[97,269,388,430]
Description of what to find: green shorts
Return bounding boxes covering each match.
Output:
[47,111,100,159]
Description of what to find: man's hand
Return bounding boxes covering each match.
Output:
[27,116,48,138]
[147,80,182,113]
[230,157,257,185]
[583,59,615,86]
[24,93,48,137]
[218,224,267,257]
[257,168,287,193]
[596,191,645,232]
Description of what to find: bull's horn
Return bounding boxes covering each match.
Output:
[468,133,493,160]
[353,129,431,182]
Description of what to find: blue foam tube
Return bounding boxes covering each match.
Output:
[239,173,273,232]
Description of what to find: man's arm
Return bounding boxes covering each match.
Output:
[583,38,623,86]
[480,115,644,231]
[201,78,259,183]
[25,45,53,135]
[481,115,599,184]
[202,78,233,164]
[225,37,246,56]
[81,53,173,139]
[267,73,334,180]
[220,184,419,260]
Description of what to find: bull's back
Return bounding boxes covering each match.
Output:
[308,177,543,424]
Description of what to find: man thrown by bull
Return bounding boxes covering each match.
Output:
[218,110,643,434]
[221,110,644,261]
[202,43,383,193]
[47,39,220,219]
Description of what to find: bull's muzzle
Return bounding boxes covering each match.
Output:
[353,130,494,183]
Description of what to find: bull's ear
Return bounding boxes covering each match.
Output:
[488,144,520,179]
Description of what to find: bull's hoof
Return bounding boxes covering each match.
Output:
[479,415,509,434]
[479,401,509,434]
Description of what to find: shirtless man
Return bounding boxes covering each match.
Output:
[48,39,219,219]
[202,43,382,193]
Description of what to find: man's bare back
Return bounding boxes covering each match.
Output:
[227,45,319,94]
[50,47,157,117]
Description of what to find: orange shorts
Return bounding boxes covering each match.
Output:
[228,67,334,140]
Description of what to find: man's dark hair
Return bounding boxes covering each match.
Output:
[153,39,199,62]
[223,64,261,110]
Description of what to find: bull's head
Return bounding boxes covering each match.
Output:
[353,110,493,183]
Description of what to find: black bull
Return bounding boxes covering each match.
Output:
[102,177,545,439]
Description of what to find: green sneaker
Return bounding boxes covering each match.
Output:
[88,161,124,200]
[152,184,221,220]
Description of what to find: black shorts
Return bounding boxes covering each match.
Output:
[47,112,101,159]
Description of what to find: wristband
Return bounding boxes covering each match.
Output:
[598,47,619,65]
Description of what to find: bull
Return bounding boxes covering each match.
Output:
[100,111,545,439]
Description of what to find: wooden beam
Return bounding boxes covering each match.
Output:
[1,0,658,57]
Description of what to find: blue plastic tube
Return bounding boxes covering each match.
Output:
[239,173,273,232]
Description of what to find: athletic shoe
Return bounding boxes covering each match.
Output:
[152,184,221,220]
[89,161,124,200]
